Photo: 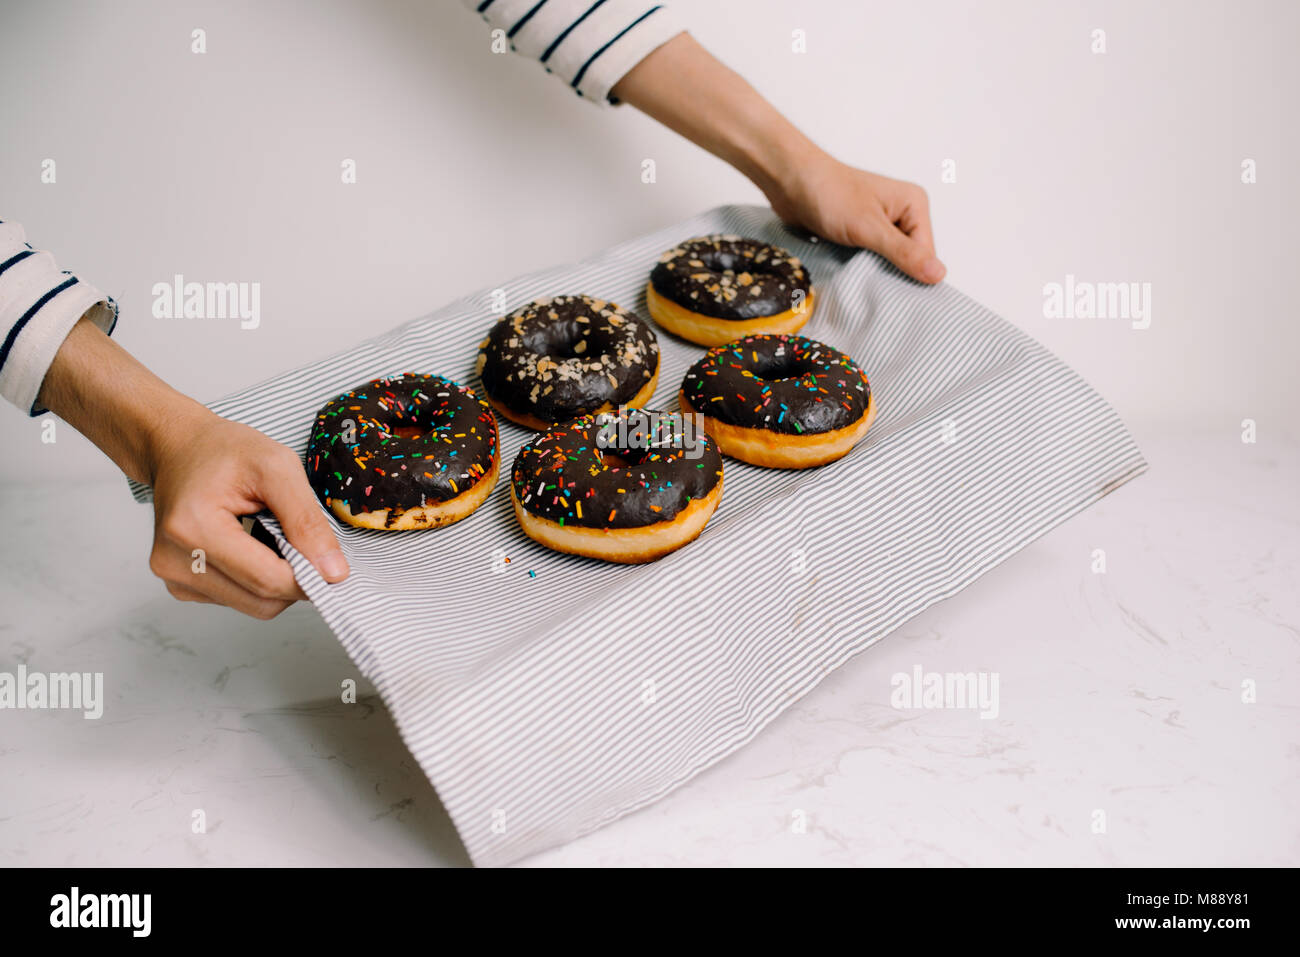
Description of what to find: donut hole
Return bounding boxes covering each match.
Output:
[753,354,806,382]
[600,451,635,470]
[697,249,782,279]
[550,337,585,360]
[522,317,602,362]
[383,404,453,442]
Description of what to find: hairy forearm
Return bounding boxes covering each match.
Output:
[36,317,209,486]
[612,33,824,202]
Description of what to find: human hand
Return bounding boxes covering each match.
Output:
[37,308,349,621]
[612,34,946,284]
[763,152,946,285]
[146,407,350,618]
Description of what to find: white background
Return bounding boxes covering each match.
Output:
[1,0,1296,482]
[1,1,1296,869]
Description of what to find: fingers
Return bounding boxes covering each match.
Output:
[164,581,216,604]
[192,514,309,602]
[258,453,350,584]
[157,491,305,602]
[150,541,294,619]
[847,179,944,284]
[871,218,946,284]
[898,199,937,260]
[145,416,347,620]
[895,187,944,283]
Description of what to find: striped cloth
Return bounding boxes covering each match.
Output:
[130,206,1147,866]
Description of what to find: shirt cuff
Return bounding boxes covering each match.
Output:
[573,7,685,106]
[468,0,685,107]
[0,246,118,417]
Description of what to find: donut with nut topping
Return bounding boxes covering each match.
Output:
[476,294,660,430]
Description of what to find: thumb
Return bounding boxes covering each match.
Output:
[873,223,946,284]
[260,456,350,584]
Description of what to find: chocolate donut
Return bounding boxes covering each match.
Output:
[646,235,815,346]
[476,295,660,430]
[510,407,724,563]
[306,373,499,530]
[680,335,875,469]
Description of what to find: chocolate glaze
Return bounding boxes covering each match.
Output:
[681,335,871,436]
[306,373,498,525]
[511,408,723,530]
[649,235,812,320]
[477,295,659,425]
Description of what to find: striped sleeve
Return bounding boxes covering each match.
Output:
[0,221,119,417]
[464,0,685,105]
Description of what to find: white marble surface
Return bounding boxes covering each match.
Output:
[1,425,1295,867]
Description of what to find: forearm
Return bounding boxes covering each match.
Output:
[613,32,944,283]
[611,34,823,202]
[36,316,209,486]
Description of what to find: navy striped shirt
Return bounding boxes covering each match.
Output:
[464,0,682,103]
[0,220,118,416]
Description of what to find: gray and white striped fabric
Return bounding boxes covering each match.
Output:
[130,205,1146,866]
